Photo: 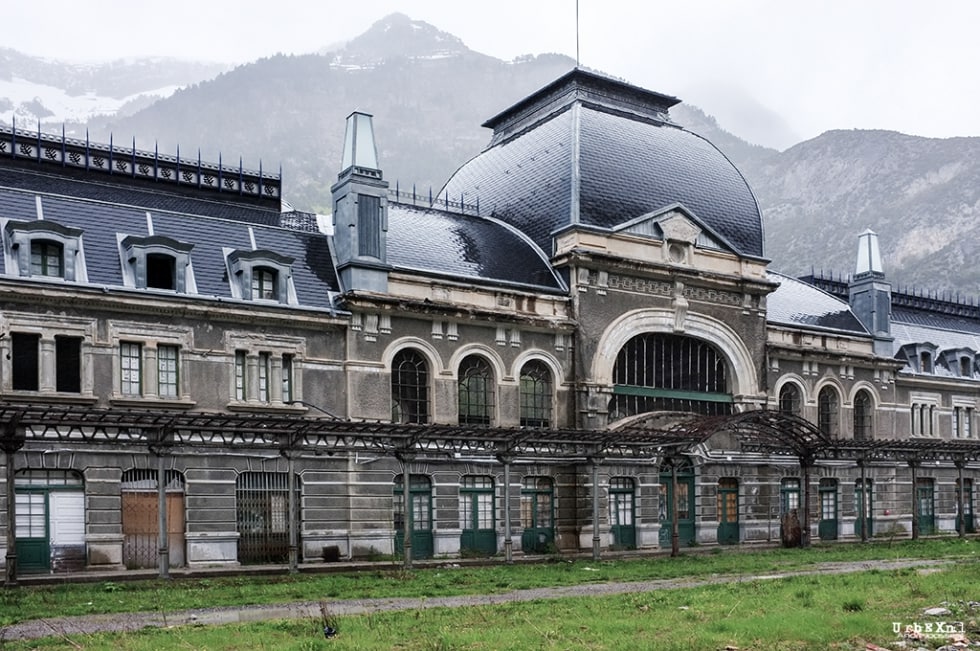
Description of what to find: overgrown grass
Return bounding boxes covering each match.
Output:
[6,562,980,650]
[0,537,976,628]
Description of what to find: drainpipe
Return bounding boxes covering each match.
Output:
[287,451,298,573]
[398,452,414,569]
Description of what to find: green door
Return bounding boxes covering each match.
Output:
[459,476,496,556]
[520,477,554,553]
[14,491,49,574]
[818,478,838,540]
[855,479,873,539]
[659,462,695,547]
[716,478,739,545]
[394,475,433,560]
[916,479,935,535]
[609,477,636,549]
[779,478,801,545]
[956,479,974,533]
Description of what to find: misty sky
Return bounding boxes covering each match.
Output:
[5,0,978,150]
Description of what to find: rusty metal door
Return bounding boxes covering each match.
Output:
[121,469,185,569]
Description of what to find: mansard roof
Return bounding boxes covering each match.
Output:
[766,272,868,335]
[386,202,566,292]
[442,68,765,259]
[0,165,339,310]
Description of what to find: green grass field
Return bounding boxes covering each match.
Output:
[2,538,978,650]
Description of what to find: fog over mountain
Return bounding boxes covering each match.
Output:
[3,13,979,296]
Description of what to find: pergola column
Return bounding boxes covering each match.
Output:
[956,456,966,538]
[590,456,602,561]
[3,419,24,587]
[397,452,415,569]
[800,457,812,548]
[497,454,514,564]
[910,460,920,541]
[154,447,171,579]
[858,458,868,543]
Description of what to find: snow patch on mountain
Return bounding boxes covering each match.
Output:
[0,76,181,126]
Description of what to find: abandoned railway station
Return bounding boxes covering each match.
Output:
[1,68,979,580]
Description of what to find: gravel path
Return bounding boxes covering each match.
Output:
[0,558,952,641]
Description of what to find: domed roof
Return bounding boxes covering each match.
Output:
[442,68,765,258]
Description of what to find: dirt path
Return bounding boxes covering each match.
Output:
[0,558,952,641]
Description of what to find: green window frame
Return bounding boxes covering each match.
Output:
[252,267,278,301]
[519,360,552,428]
[30,240,64,278]
[235,350,247,401]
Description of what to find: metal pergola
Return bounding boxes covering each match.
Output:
[4,403,980,584]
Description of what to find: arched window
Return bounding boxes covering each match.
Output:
[392,348,429,424]
[818,386,839,437]
[458,355,494,425]
[778,383,802,416]
[609,332,732,418]
[519,360,552,428]
[853,389,873,441]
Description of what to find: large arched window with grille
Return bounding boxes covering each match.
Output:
[778,383,802,416]
[392,348,430,424]
[818,386,840,437]
[458,355,494,425]
[853,389,873,441]
[608,332,732,418]
[519,360,552,428]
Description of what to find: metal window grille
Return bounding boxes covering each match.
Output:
[121,469,185,569]
[236,471,300,564]
[158,345,179,399]
[458,355,493,425]
[30,239,63,277]
[609,332,732,418]
[519,360,552,428]
[120,342,142,396]
[392,348,429,424]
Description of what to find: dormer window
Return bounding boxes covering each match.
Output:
[146,253,176,290]
[962,357,973,378]
[226,249,295,304]
[30,240,64,277]
[252,266,278,301]
[920,352,932,374]
[3,219,84,281]
[120,235,194,293]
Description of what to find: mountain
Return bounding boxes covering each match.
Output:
[3,14,980,295]
[0,47,228,126]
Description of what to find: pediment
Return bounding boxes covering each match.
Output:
[612,204,733,253]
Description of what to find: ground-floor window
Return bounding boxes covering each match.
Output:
[236,471,301,564]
